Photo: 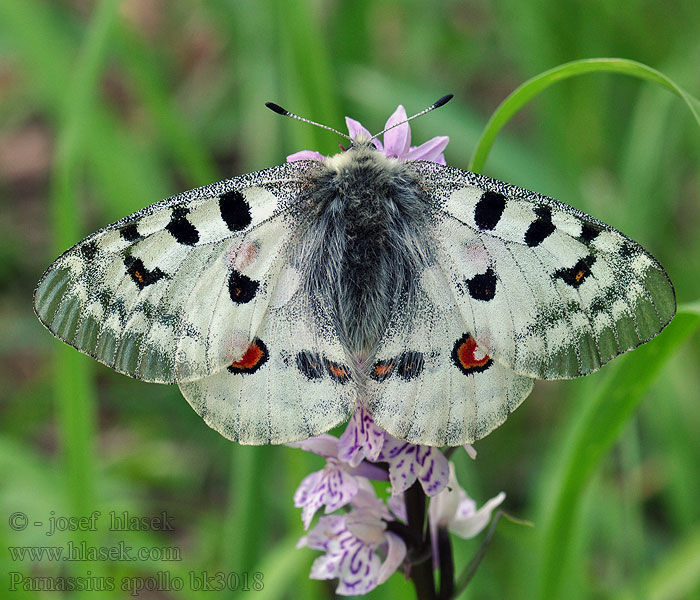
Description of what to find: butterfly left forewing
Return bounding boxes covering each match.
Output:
[412,162,675,379]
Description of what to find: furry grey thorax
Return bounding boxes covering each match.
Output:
[292,141,434,368]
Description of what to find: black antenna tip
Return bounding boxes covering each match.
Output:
[433,94,454,109]
[265,102,288,115]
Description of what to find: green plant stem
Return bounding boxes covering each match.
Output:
[452,511,504,598]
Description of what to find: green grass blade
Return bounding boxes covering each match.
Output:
[622,522,700,600]
[113,23,219,186]
[49,0,120,596]
[469,58,700,173]
[51,0,119,505]
[273,0,340,155]
[536,306,700,600]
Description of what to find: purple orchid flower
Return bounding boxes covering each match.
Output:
[298,484,407,596]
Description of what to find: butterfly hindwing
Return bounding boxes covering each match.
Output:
[413,162,676,379]
[365,267,534,445]
[33,162,314,383]
[178,285,356,444]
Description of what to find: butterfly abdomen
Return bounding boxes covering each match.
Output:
[293,145,434,358]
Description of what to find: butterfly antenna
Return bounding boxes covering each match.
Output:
[370,94,453,141]
[265,102,352,142]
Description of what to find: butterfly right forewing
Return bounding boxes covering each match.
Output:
[33,161,317,384]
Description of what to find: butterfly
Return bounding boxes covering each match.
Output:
[33,96,675,446]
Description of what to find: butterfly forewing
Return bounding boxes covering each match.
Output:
[33,162,315,383]
[414,162,676,380]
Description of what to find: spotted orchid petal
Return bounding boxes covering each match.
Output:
[377,532,407,585]
[429,463,505,563]
[382,105,411,157]
[405,136,449,163]
[450,491,506,539]
[379,435,450,496]
[338,405,386,467]
[303,505,407,595]
[294,458,360,529]
[305,514,381,595]
[386,494,407,523]
[287,433,339,457]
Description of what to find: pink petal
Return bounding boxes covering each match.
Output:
[464,444,477,460]
[286,150,326,162]
[383,105,411,157]
[345,117,373,142]
[287,433,339,457]
[377,532,407,585]
[405,136,449,162]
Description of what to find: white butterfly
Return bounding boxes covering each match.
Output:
[33,97,675,446]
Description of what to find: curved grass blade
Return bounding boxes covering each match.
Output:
[536,305,700,599]
[469,58,700,173]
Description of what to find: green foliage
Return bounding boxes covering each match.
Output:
[1,2,699,599]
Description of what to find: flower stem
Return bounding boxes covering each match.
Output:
[437,527,454,600]
[405,481,436,600]
[452,510,504,598]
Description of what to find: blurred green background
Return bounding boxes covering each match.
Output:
[1,1,699,598]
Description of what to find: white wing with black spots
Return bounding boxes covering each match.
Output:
[364,267,534,445]
[179,287,356,444]
[33,162,318,383]
[412,162,676,379]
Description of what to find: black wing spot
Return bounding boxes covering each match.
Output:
[120,223,141,242]
[580,223,601,243]
[396,352,425,380]
[220,190,252,232]
[324,359,351,384]
[620,242,635,258]
[525,206,555,247]
[80,241,99,259]
[124,255,166,290]
[228,269,259,303]
[554,255,596,288]
[370,359,396,382]
[466,267,497,301]
[296,351,325,380]
[474,191,506,230]
[166,207,199,246]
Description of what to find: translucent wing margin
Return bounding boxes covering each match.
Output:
[33,162,319,383]
[412,162,676,379]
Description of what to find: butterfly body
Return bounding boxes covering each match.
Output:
[292,139,433,364]
[34,123,675,446]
